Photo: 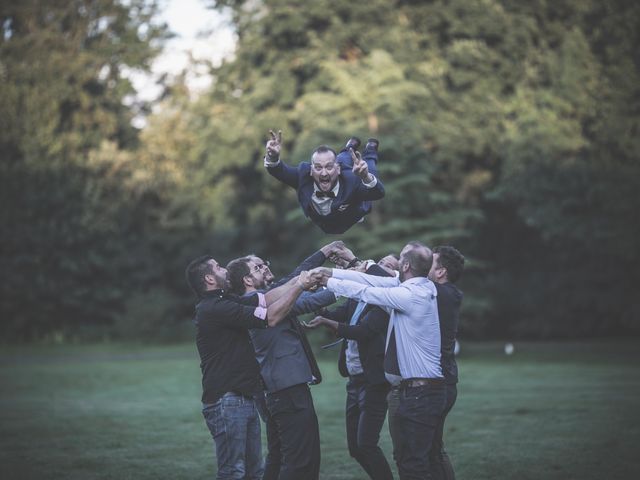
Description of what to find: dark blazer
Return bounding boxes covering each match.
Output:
[323,264,391,385]
[435,282,463,385]
[249,250,335,393]
[267,160,385,234]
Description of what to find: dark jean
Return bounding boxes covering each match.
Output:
[346,376,393,480]
[202,393,263,480]
[430,384,457,480]
[265,383,320,480]
[387,384,446,480]
[254,392,281,480]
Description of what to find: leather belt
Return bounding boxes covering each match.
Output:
[399,377,444,389]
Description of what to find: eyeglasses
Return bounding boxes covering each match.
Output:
[248,261,271,274]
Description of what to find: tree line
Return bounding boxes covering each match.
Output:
[1,0,639,342]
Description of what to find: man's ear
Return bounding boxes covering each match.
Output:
[243,275,253,288]
[204,273,216,287]
[439,268,448,282]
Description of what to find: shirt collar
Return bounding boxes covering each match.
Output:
[201,288,226,299]
[402,276,438,295]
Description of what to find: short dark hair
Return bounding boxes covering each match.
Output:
[404,241,433,277]
[185,255,214,298]
[311,145,337,162]
[227,256,252,295]
[433,246,465,283]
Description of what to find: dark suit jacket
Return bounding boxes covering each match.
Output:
[267,160,385,234]
[435,282,463,385]
[323,264,391,385]
[249,250,335,393]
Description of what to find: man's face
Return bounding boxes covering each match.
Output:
[310,151,340,192]
[398,245,413,282]
[206,259,229,290]
[377,255,400,276]
[428,253,446,283]
[246,257,273,290]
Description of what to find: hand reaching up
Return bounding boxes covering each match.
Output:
[266,129,282,161]
[351,149,373,183]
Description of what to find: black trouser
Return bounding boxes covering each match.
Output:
[264,383,320,480]
[387,383,446,480]
[429,384,457,480]
[254,393,281,480]
[345,375,393,480]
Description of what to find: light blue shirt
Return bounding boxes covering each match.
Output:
[327,270,443,379]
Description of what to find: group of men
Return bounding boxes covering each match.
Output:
[185,239,465,480]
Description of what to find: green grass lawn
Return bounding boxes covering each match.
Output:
[1,340,639,479]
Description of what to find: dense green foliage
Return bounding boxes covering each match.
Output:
[1,341,639,478]
[1,0,639,340]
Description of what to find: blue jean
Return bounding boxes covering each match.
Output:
[202,393,264,480]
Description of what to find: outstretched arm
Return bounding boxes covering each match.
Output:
[265,271,316,326]
[291,289,336,316]
[270,241,346,289]
[326,278,410,313]
[310,267,399,288]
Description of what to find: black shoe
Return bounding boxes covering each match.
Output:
[344,136,361,151]
[365,138,379,152]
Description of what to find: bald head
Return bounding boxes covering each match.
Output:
[399,241,433,281]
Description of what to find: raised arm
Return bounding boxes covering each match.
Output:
[313,267,400,288]
[270,241,347,289]
[326,278,412,313]
[263,129,300,188]
[265,271,316,326]
[291,288,336,316]
[351,149,385,200]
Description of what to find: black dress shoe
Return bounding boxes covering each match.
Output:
[365,138,379,152]
[344,136,361,151]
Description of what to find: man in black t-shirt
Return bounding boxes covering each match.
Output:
[185,255,316,480]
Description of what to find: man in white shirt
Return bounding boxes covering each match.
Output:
[310,241,446,480]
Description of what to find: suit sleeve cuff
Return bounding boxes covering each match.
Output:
[362,174,377,188]
[264,156,281,168]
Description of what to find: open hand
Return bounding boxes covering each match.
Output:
[320,240,346,258]
[303,316,325,329]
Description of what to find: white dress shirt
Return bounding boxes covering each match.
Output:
[311,181,340,216]
[327,269,443,379]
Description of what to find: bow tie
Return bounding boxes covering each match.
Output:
[315,190,336,198]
